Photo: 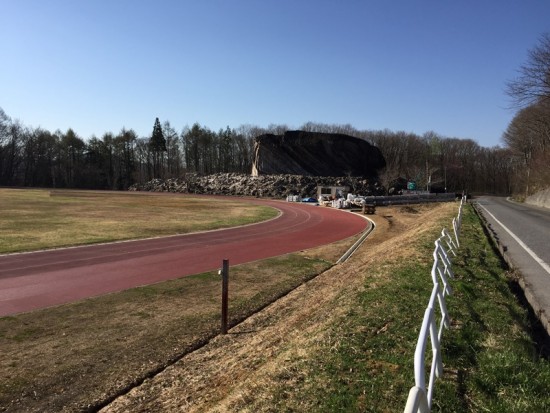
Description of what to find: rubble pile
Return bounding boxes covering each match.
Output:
[319,192,457,209]
[128,173,384,198]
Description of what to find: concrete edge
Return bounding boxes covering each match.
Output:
[336,215,376,264]
[471,202,550,336]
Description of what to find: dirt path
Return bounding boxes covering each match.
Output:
[101,203,455,412]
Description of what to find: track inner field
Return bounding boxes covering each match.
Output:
[0,199,368,316]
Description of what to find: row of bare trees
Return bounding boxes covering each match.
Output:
[504,33,550,199]
[0,108,517,194]
[0,112,263,190]
[364,130,515,195]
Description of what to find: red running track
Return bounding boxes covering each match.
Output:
[0,198,368,316]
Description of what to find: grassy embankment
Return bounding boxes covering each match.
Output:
[257,204,550,412]
[1,189,549,412]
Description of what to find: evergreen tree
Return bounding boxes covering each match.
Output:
[149,117,166,178]
[149,117,166,152]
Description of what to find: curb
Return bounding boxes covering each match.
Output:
[336,215,375,264]
[472,202,550,336]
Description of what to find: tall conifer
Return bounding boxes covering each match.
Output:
[149,117,166,177]
[149,117,166,152]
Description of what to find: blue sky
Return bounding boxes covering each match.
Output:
[1,1,549,147]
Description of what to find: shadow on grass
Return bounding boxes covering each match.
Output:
[507,279,550,359]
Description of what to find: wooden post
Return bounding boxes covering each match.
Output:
[221,259,229,334]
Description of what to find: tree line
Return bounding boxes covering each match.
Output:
[504,33,550,199]
[2,31,548,197]
[0,112,261,190]
[0,108,517,194]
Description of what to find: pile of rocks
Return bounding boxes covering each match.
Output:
[526,187,550,209]
[129,173,385,198]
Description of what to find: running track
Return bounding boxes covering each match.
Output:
[0,198,368,316]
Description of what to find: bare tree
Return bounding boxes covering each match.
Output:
[504,34,550,197]
[162,121,182,178]
[266,123,290,135]
[0,107,9,142]
[1,120,24,185]
[507,33,550,107]
[503,102,550,196]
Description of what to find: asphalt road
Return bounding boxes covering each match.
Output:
[0,199,369,316]
[475,196,550,333]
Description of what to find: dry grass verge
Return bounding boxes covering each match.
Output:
[100,203,453,412]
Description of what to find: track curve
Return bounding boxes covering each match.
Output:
[0,198,368,316]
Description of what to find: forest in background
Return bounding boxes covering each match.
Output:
[1,35,548,198]
[503,33,550,199]
[0,109,517,195]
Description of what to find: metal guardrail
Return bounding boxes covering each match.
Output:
[362,193,458,206]
[403,196,466,413]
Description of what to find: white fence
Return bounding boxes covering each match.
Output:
[403,196,467,413]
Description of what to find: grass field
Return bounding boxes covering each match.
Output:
[0,188,278,253]
[1,193,549,412]
[0,188,355,412]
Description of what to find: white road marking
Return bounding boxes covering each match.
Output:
[477,203,550,275]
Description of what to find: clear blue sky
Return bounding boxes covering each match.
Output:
[1,1,549,147]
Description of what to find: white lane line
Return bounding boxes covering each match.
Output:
[478,203,550,275]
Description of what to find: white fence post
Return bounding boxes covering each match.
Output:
[452,195,467,248]
[452,218,460,249]
[441,228,458,257]
[410,287,443,412]
[403,198,467,412]
[431,240,454,297]
[404,386,430,413]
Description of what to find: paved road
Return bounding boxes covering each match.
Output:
[0,199,369,316]
[475,196,550,333]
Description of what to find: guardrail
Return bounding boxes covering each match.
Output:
[362,193,458,206]
[403,196,466,413]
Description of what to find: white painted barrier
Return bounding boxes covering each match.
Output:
[403,196,466,413]
[440,228,458,257]
[432,239,454,297]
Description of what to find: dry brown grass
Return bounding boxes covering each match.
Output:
[0,196,458,412]
[0,189,277,253]
[0,220,353,412]
[101,203,456,413]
